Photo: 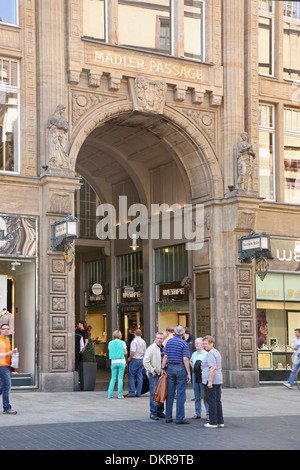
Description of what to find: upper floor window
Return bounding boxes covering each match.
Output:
[184,0,204,61]
[83,0,105,41]
[0,0,18,26]
[118,0,172,55]
[284,108,300,203]
[0,58,19,173]
[283,1,300,81]
[259,104,275,200]
[259,1,274,76]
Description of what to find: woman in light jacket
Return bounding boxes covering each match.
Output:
[108,330,127,399]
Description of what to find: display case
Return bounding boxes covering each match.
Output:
[85,291,107,365]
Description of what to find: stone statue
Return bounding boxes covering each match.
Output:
[47,105,69,169]
[236,131,256,191]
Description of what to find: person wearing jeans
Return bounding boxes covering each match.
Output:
[0,323,17,414]
[107,330,127,398]
[125,329,146,397]
[161,325,191,424]
[283,328,300,389]
[143,332,165,420]
[202,335,224,428]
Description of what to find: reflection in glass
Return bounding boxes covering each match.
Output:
[284,108,300,203]
[259,16,272,75]
[283,20,300,81]
[118,0,171,54]
[0,1,17,25]
[184,0,204,61]
[259,130,274,200]
[0,92,18,172]
[83,0,105,40]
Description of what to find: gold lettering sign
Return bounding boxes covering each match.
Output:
[86,45,204,83]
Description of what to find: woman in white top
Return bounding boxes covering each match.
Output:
[108,330,127,399]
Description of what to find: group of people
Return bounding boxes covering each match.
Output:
[107,325,224,428]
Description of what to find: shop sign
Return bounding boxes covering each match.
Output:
[86,44,206,84]
[256,272,300,300]
[118,286,143,303]
[0,214,37,257]
[158,283,188,302]
[269,238,300,272]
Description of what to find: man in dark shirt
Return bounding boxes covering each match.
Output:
[161,325,191,424]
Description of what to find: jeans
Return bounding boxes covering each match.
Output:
[0,366,12,411]
[149,372,164,417]
[128,359,143,396]
[192,373,209,418]
[288,360,300,386]
[108,363,126,398]
[204,383,224,426]
[165,363,187,422]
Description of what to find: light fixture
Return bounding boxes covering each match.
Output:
[130,233,139,251]
[51,214,79,251]
[11,260,21,271]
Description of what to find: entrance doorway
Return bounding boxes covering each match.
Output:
[118,304,144,346]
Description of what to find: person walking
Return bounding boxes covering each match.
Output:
[0,323,18,414]
[202,335,224,428]
[108,330,127,399]
[143,331,165,420]
[125,329,146,397]
[190,337,209,420]
[161,325,191,424]
[283,328,300,389]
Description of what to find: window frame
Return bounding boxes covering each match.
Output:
[283,107,300,204]
[0,0,18,27]
[259,103,276,201]
[0,57,20,174]
[258,1,275,77]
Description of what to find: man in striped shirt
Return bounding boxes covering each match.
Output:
[161,325,191,424]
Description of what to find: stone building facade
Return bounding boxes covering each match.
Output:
[0,0,299,391]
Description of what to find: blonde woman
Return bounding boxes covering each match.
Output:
[108,330,127,399]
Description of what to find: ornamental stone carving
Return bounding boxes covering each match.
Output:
[133,77,167,114]
[236,132,256,191]
[47,105,70,169]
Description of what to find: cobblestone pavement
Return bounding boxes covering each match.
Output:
[0,386,299,452]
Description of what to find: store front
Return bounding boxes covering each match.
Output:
[155,244,190,332]
[0,214,37,387]
[256,237,300,381]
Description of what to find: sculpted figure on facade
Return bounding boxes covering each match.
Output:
[236,132,256,191]
[47,105,70,169]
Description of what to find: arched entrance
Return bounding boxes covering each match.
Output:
[71,105,222,385]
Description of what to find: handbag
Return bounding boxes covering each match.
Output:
[11,351,19,369]
[152,373,168,405]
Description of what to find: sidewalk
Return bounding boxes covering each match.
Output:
[0,386,299,450]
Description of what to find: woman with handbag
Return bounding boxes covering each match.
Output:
[108,330,127,399]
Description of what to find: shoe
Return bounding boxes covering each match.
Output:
[150,414,159,421]
[118,396,124,399]
[283,382,293,389]
[107,396,113,399]
[3,409,17,415]
[175,419,190,424]
[218,424,225,428]
[165,419,173,423]
[192,415,201,419]
[204,423,218,428]
[157,413,165,418]
[124,393,135,397]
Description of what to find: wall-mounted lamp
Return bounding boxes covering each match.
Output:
[130,233,139,251]
[51,214,79,271]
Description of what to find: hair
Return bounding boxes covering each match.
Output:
[134,329,142,336]
[295,328,300,334]
[0,323,9,329]
[195,337,203,343]
[184,327,190,334]
[175,325,185,336]
[112,330,122,339]
[203,335,215,345]
[156,331,165,337]
[166,326,174,332]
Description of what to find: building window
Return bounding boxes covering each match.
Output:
[184,0,204,61]
[259,104,275,200]
[118,0,171,54]
[0,58,19,173]
[0,1,18,26]
[283,1,300,81]
[75,175,100,238]
[284,108,300,203]
[83,0,106,41]
[259,1,274,76]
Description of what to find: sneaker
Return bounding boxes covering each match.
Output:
[3,409,17,415]
[118,396,124,399]
[218,423,225,428]
[283,382,293,389]
[192,415,201,419]
[204,423,218,428]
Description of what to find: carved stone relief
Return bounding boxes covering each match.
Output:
[181,109,216,146]
[47,105,70,170]
[49,193,72,215]
[71,91,111,125]
[132,77,167,114]
[237,267,255,370]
